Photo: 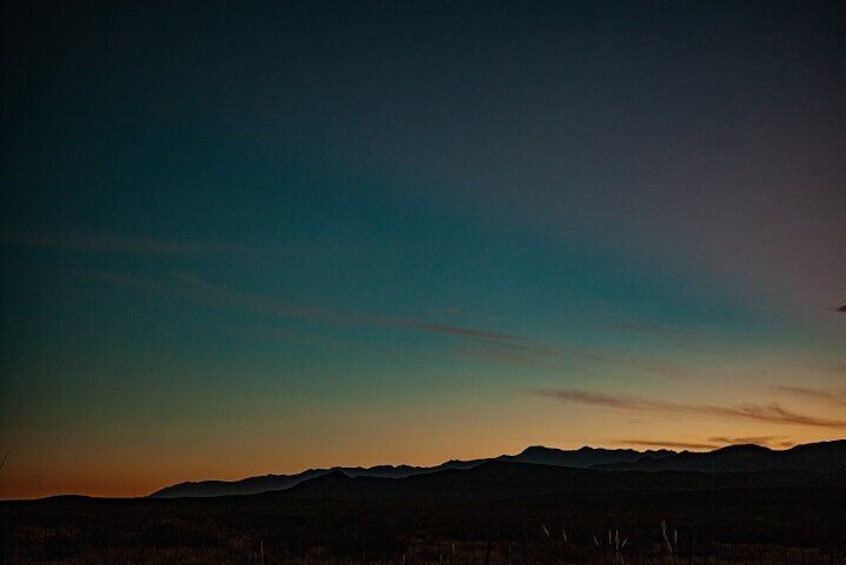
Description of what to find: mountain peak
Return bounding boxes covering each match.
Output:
[519,445,562,455]
[712,444,773,455]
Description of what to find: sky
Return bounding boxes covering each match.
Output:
[1,0,844,499]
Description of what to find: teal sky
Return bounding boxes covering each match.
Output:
[1,1,844,498]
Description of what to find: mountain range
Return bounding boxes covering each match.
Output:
[150,439,846,498]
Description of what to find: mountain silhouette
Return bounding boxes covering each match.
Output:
[497,445,674,467]
[278,461,614,500]
[276,460,846,501]
[150,468,331,498]
[594,439,846,472]
[150,459,485,498]
[149,439,845,498]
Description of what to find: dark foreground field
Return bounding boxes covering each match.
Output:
[3,469,845,564]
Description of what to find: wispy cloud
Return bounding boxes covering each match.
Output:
[100,271,710,379]
[603,321,691,338]
[617,439,718,450]
[374,316,518,341]
[99,270,797,390]
[599,320,724,356]
[617,435,795,450]
[100,272,518,344]
[455,335,696,380]
[774,385,846,407]
[1,229,265,259]
[532,389,846,429]
[453,343,567,371]
[228,325,381,354]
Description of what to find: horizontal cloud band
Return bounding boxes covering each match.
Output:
[532,389,846,429]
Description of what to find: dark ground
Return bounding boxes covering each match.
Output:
[2,473,845,564]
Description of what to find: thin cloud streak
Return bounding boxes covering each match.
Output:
[598,320,724,357]
[1,229,263,259]
[230,326,386,354]
[207,277,698,378]
[173,273,332,320]
[371,316,519,341]
[103,271,709,379]
[102,272,517,344]
[454,345,567,371]
[617,439,718,450]
[532,389,846,429]
[603,321,694,339]
[102,270,797,393]
[617,435,795,450]
[774,386,846,407]
[464,336,696,381]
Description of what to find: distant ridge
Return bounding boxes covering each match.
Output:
[150,468,331,498]
[277,459,846,501]
[150,459,485,498]
[149,439,846,498]
[499,445,675,467]
[148,446,656,498]
[595,439,846,473]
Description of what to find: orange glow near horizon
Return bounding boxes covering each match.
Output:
[3,422,843,499]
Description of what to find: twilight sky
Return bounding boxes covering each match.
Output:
[1,1,844,499]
